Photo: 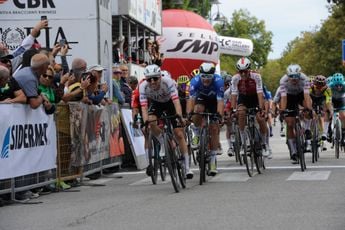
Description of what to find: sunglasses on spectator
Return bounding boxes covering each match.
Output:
[0,59,10,64]
[288,74,300,79]
[42,74,54,79]
[200,74,213,79]
[146,76,160,82]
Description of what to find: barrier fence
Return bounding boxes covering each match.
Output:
[0,102,124,201]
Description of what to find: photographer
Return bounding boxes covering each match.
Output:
[84,65,109,105]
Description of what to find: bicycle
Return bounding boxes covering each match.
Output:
[242,108,265,177]
[226,112,242,165]
[285,109,306,171]
[185,124,197,166]
[191,112,220,185]
[310,105,323,163]
[158,112,186,192]
[331,109,342,159]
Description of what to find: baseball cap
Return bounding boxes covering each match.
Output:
[88,64,105,72]
[0,49,14,60]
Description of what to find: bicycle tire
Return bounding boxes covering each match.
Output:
[198,128,207,185]
[253,127,264,174]
[243,129,254,177]
[234,126,243,165]
[148,134,158,184]
[175,148,186,189]
[311,120,318,163]
[335,119,341,159]
[186,126,198,166]
[164,134,180,193]
[296,123,306,172]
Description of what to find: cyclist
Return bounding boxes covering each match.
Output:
[223,74,235,157]
[309,75,332,141]
[272,86,285,137]
[279,64,312,163]
[177,75,190,117]
[263,84,273,158]
[139,64,193,179]
[190,68,200,79]
[187,62,224,176]
[231,57,269,157]
[327,73,345,145]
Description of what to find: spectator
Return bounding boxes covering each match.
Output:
[119,64,132,104]
[84,65,108,105]
[151,40,163,66]
[0,66,26,103]
[127,76,138,91]
[0,49,14,74]
[14,53,51,110]
[138,38,153,66]
[61,58,89,103]
[38,65,60,104]
[112,65,124,105]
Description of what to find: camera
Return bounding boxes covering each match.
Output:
[41,15,47,21]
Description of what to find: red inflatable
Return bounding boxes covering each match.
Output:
[160,9,220,79]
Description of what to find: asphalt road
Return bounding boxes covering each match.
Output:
[1,124,345,230]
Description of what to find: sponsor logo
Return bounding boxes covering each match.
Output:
[0,123,50,159]
[167,39,218,55]
[0,128,10,159]
[1,27,26,50]
[13,0,55,9]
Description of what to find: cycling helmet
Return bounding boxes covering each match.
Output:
[224,75,232,85]
[161,70,171,79]
[286,64,301,78]
[177,75,189,84]
[313,75,326,86]
[191,68,200,77]
[331,73,344,84]
[236,57,251,71]
[144,64,161,78]
[199,62,216,79]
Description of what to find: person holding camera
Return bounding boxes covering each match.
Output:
[83,64,109,105]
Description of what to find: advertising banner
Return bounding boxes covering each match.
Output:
[218,36,253,57]
[0,104,57,180]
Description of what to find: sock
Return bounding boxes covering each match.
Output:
[269,126,273,135]
[227,139,232,148]
[210,150,217,164]
[240,130,246,144]
[304,119,311,130]
[288,139,297,155]
[323,121,329,136]
[184,154,190,171]
[145,148,149,161]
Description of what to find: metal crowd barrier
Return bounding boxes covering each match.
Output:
[0,102,123,203]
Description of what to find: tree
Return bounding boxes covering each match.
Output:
[214,9,273,74]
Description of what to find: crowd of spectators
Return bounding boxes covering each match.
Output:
[0,19,160,202]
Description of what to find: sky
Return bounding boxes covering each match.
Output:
[212,0,331,59]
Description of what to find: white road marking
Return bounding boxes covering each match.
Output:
[209,172,251,182]
[129,177,170,186]
[287,171,331,181]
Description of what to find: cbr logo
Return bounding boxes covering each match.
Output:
[13,0,56,9]
[166,39,218,55]
[1,28,26,50]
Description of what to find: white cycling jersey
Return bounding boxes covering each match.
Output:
[139,77,179,106]
[273,86,282,103]
[279,73,310,96]
[224,87,231,104]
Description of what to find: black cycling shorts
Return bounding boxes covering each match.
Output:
[148,99,179,128]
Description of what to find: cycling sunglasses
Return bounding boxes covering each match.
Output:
[200,74,213,79]
[146,76,160,82]
[288,74,301,79]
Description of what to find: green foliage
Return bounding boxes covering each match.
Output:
[216,9,273,69]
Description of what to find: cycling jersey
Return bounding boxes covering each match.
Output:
[309,85,332,105]
[139,77,179,106]
[131,79,145,109]
[189,74,224,101]
[279,73,310,96]
[178,81,190,100]
[328,80,345,99]
[231,71,263,96]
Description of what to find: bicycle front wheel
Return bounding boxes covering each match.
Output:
[164,135,180,193]
[198,128,208,185]
[148,134,158,184]
[311,120,319,163]
[296,123,306,171]
[243,129,254,177]
[334,119,341,159]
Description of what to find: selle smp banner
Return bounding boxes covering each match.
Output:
[0,104,57,180]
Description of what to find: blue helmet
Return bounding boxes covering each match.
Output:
[331,73,344,84]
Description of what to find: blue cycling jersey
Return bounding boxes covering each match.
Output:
[328,77,345,99]
[189,74,224,101]
[263,85,272,100]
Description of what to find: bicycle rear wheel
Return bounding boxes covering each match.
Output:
[243,130,254,177]
[233,126,243,165]
[164,135,180,193]
[198,128,207,185]
[334,119,341,159]
[296,123,306,171]
[311,120,319,163]
[148,134,158,184]
[186,126,197,166]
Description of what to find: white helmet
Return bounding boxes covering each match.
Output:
[286,64,301,77]
[161,70,171,79]
[144,64,161,78]
[236,57,251,71]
